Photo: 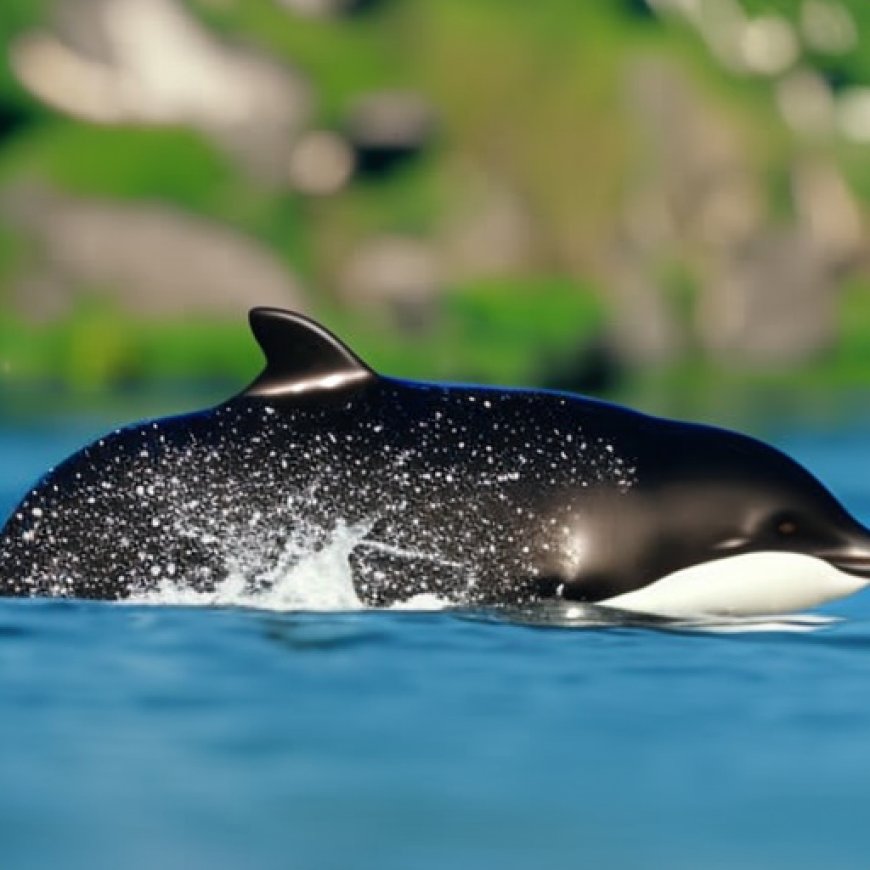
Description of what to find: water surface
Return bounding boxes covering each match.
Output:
[3,409,870,870]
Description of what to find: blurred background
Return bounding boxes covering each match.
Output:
[3,0,870,421]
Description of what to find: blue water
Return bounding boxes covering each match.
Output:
[4,410,870,870]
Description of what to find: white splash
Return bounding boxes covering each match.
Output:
[390,593,452,611]
[128,520,366,611]
[125,520,453,613]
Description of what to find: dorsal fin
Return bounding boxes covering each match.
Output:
[242,308,376,398]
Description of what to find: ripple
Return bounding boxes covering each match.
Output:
[473,600,841,634]
[0,623,34,639]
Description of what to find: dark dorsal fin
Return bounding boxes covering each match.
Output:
[242,308,376,399]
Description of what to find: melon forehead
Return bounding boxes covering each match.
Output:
[639,422,828,500]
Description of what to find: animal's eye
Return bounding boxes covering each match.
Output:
[777,519,798,536]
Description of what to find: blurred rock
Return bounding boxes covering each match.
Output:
[800,1,857,55]
[698,157,865,364]
[697,230,838,364]
[690,0,749,74]
[791,156,864,269]
[440,167,537,280]
[616,57,867,368]
[606,219,684,366]
[776,69,835,138]
[339,235,441,333]
[1,187,306,323]
[287,130,355,196]
[739,15,799,77]
[626,57,763,248]
[608,57,755,364]
[345,91,435,176]
[836,87,870,143]
[10,0,311,180]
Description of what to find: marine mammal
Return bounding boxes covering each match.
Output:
[2,307,869,616]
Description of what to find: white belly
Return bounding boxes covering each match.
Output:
[600,551,867,617]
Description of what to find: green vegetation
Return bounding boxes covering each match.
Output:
[1,0,870,417]
[0,277,604,390]
[328,276,606,385]
[0,302,259,391]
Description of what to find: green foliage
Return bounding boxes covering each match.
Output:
[0,301,261,392]
[323,276,605,385]
[0,124,233,208]
[829,280,870,383]
[0,279,604,391]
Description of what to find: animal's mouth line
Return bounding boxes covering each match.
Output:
[716,545,870,580]
[824,555,870,579]
[709,546,870,582]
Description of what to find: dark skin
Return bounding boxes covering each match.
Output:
[544,427,870,603]
[3,308,870,606]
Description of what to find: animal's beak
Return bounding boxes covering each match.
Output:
[827,553,870,579]
[821,521,870,579]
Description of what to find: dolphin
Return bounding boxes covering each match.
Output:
[1,307,869,616]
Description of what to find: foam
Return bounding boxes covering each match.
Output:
[125,520,453,612]
[127,520,365,611]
